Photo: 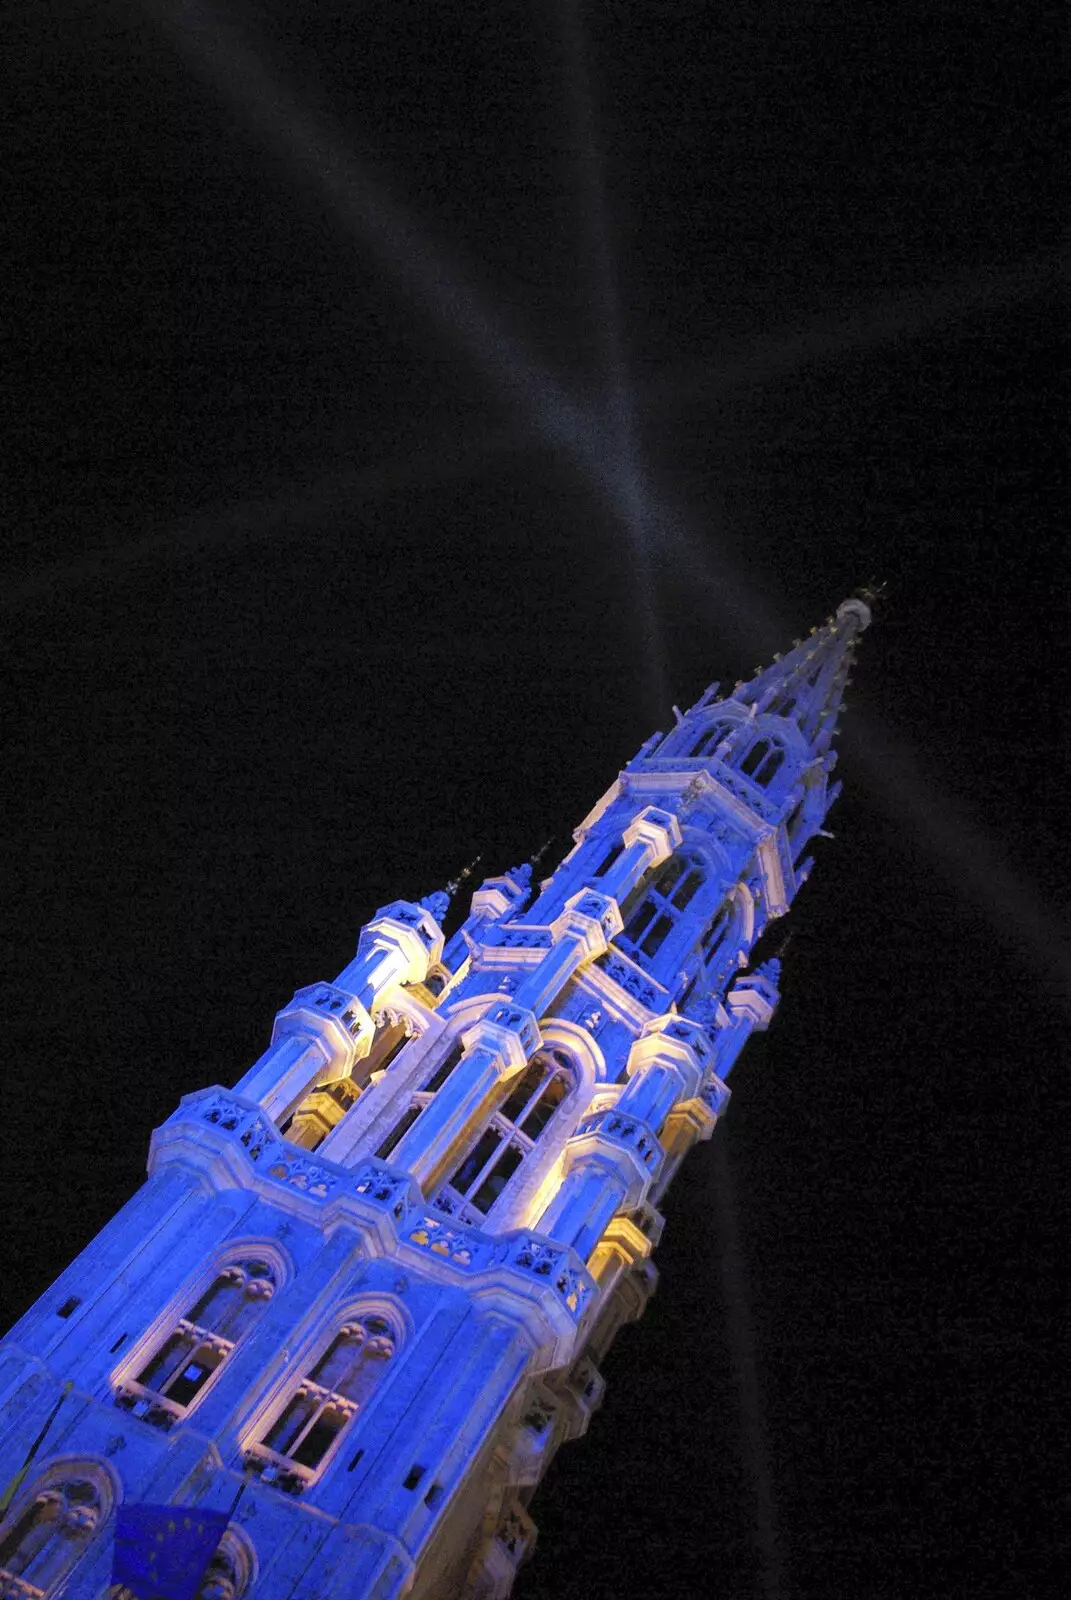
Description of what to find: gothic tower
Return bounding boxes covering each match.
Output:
[0,597,870,1600]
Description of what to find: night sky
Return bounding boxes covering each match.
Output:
[3,3,1066,1597]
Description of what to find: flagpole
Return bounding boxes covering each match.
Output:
[223,1467,252,1522]
[0,1380,74,1516]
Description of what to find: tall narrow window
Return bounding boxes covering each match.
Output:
[115,1257,277,1431]
[0,1467,109,1599]
[281,1076,361,1151]
[593,840,624,877]
[246,1313,397,1495]
[739,739,784,786]
[279,1020,415,1149]
[432,1050,574,1226]
[618,852,706,966]
[375,1104,421,1161]
[423,1042,465,1095]
[688,721,736,759]
[701,902,732,962]
[373,1041,466,1164]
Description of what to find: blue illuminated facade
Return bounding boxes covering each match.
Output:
[0,598,869,1599]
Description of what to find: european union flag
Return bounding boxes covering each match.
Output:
[112,1503,230,1600]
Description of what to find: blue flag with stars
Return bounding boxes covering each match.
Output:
[112,1503,230,1600]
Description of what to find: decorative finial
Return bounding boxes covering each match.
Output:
[530,839,554,869]
[856,578,888,609]
[445,855,481,896]
[506,862,533,887]
[632,730,662,761]
[419,890,450,924]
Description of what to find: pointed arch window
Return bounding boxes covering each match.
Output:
[193,1531,254,1600]
[110,1528,253,1600]
[115,1256,277,1431]
[432,1050,574,1227]
[618,852,706,964]
[245,1312,398,1496]
[688,721,736,759]
[0,1464,111,1600]
[739,738,785,787]
[676,897,735,1013]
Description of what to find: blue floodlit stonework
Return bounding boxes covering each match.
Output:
[0,598,869,1599]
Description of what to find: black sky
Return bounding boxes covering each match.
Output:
[3,3,1067,1597]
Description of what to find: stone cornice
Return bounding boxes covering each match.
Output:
[149,1090,595,1365]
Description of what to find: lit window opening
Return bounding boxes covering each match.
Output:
[618,852,707,966]
[0,1468,110,1599]
[432,1051,573,1227]
[246,1314,397,1496]
[114,1258,276,1431]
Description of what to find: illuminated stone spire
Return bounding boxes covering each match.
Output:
[683,593,871,758]
[0,600,869,1600]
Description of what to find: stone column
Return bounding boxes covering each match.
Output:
[596,805,681,905]
[514,888,621,1015]
[234,900,446,1124]
[536,1102,661,1263]
[538,1015,715,1261]
[394,1002,541,1192]
[715,959,780,1079]
[586,1211,658,1353]
[334,899,445,1010]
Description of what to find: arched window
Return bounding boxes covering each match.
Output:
[194,1530,254,1600]
[0,1465,110,1599]
[619,852,706,964]
[739,738,785,786]
[111,1527,254,1600]
[688,721,736,759]
[432,1050,574,1227]
[115,1256,277,1431]
[246,1312,398,1495]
